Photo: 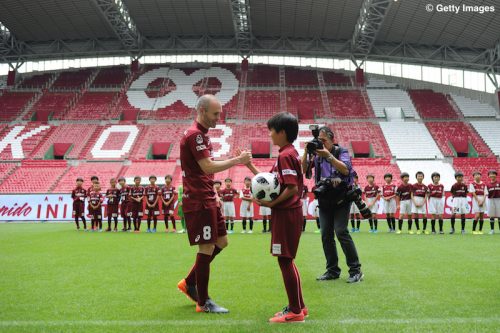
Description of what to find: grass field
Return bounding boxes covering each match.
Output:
[0,221,499,333]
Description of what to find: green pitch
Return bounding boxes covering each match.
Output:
[0,221,499,333]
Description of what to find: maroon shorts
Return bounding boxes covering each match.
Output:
[107,204,119,217]
[89,207,102,219]
[131,201,143,218]
[270,206,303,259]
[73,201,85,217]
[185,200,227,246]
[120,202,131,218]
[144,203,160,217]
[163,203,175,215]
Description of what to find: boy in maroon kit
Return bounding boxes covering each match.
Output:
[396,172,412,233]
[364,175,380,233]
[89,182,103,231]
[220,178,238,233]
[145,175,160,233]
[450,172,468,234]
[161,175,177,233]
[177,94,251,314]
[242,112,307,323]
[87,175,99,217]
[105,178,120,232]
[71,177,87,231]
[118,177,132,231]
[130,176,145,232]
[486,170,500,234]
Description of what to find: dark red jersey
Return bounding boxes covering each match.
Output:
[88,190,103,207]
[397,183,412,201]
[412,183,428,197]
[469,182,486,196]
[241,187,252,199]
[106,188,120,206]
[451,182,468,197]
[144,185,160,204]
[428,183,444,198]
[130,185,145,199]
[364,185,380,199]
[220,188,238,202]
[382,184,397,198]
[71,187,87,202]
[270,144,303,210]
[119,186,131,204]
[161,185,177,202]
[486,181,500,198]
[180,121,216,212]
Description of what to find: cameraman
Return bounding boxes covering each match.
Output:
[301,126,363,283]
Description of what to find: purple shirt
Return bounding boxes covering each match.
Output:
[314,146,353,186]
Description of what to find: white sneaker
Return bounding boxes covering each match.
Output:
[247,230,253,234]
[241,230,246,234]
[489,230,495,235]
[177,229,185,234]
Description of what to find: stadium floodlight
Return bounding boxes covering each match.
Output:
[229,0,253,56]
[92,0,143,53]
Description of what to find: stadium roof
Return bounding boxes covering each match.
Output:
[0,0,499,73]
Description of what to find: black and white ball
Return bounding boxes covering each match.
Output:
[251,172,281,202]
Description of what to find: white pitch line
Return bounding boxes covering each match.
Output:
[0,317,499,327]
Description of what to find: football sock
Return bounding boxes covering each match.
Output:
[398,219,403,230]
[423,218,427,230]
[164,217,169,229]
[303,218,307,231]
[350,219,355,229]
[195,253,211,307]
[185,246,222,286]
[368,219,373,230]
[292,261,305,309]
[386,217,391,229]
[74,217,79,229]
[242,218,247,230]
[451,217,455,230]
[262,219,267,232]
[108,216,112,229]
[374,219,378,230]
[431,219,436,232]
[439,219,443,232]
[226,222,229,230]
[147,219,151,230]
[249,219,253,230]
[356,219,361,229]
[316,218,321,229]
[170,216,176,229]
[392,218,396,230]
[408,219,413,230]
[461,217,466,231]
[479,219,484,231]
[153,218,157,229]
[137,219,141,231]
[113,217,118,229]
[98,220,102,229]
[278,257,302,314]
[415,218,420,230]
[230,221,234,230]
[472,219,477,231]
[490,218,494,230]
[81,217,86,229]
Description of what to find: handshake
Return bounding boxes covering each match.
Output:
[235,148,252,165]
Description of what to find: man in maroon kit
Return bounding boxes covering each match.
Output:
[242,112,307,323]
[177,94,251,314]
[71,177,87,231]
[161,175,177,233]
[105,178,120,232]
[118,177,132,231]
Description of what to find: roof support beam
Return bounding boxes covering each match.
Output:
[229,0,253,57]
[351,0,393,65]
[0,21,26,62]
[91,0,143,54]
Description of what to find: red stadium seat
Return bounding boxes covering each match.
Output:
[327,91,374,119]
[409,90,459,119]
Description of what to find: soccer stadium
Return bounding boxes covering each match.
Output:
[0,0,499,331]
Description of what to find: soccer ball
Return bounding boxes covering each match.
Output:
[251,172,281,202]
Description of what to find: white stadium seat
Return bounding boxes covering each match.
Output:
[367,89,417,118]
[470,121,500,156]
[396,160,456,189]
[451,94,498,118]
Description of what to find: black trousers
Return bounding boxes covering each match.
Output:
[318,201,361,276]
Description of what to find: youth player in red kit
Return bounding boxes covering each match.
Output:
[161,175,177,233]
[381,173,397,232]
[411,171,428,235]
[242,112,307,323]
[118,177,132,231]
[364,175,380,233]
[450,172,468,234]
[486,170,500,234]
[71,177,87,231]
[145,175,160,233]
[240,177,254,233]
[105,178,120,232]
[221,178,238,233]
[396,172,412,234]
[130,176,145,233]
[87,175,99,218]
[301,185,309,232]
[427,172,445,234]
[177,94,251,313]
[89,182,103,231]
[470,171,487,234]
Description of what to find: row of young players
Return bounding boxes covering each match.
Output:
[349,170,500,235]
[71,175,183,233]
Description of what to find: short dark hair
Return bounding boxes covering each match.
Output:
[91,175,99,181]
[267,112,298,143]
[244,176,251,181]
[366,174,374,179]
[214,180,222,185]
[165,175,172,180]
[472,171,481,176]
[76,177,83,182]
[455,172,464,178]
[416,171,424,178]
[488,170,497,176]
[319,126,334,141]
[384,173,393,179]
[225,178,232,182]
[149,175,157,180]
[400,172,409,179]
[431,172,441,179]
[134,176,141,181]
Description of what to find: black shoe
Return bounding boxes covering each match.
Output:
[316,272,340,281]
[196,298,229,313]
[347,272,364,283]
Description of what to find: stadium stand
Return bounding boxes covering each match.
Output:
[286,90,323,120]
[332,122,391,158]
[327,90,374,119]
[120,161,178,185]
[379,121,443,159]
[243,90,280,119]
[469,121,500,156]
[322,71,352,86]
[0,92,37,121]
[453,157,500,182]
[0,163,18,185]
[91,66,128,87]
[285,68,318,86]
[367,89,417,118]
[0,160,68,193]
[64,92,118,120]
[26,92,76,121]
[408,90,459,119]
[396,160,456,188]
[247,65,279,86]
[17,73,53,88]
[450,94,498,118]
[52,162,124,193]
[51,69,93,90]
[352,158,401,188]
[425,122,492,157]
[0,123,52,160]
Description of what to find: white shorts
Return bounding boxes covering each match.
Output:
[223,202,236,217]
[366,197,379,214]
[144,209,160,216]
[488,198,500,217]
[452,197,469,215]
[302,199,309,216]
[472,196,486,214]
[411,196,427,214]
[308,199,319,217]
[399,200,412,216]
[350,202,360,214]
[259,206,271,216]
[240,201,254,218]
[382,198,396,214]
[428,197,444,215]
